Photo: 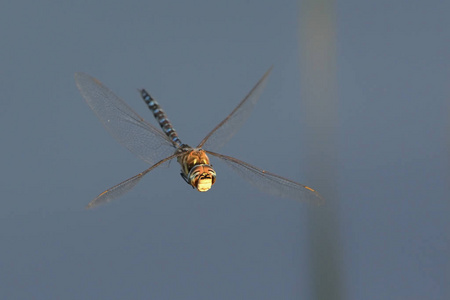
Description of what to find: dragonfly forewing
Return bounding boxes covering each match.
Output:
[75,72,175,165]
[198,67,272,152]
[206,151,323,205]
[86,154,180,209]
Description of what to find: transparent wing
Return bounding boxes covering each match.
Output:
[197,67,272,152]
[86,154,179,209]
[75,72,175,165]
[206,151,323,205]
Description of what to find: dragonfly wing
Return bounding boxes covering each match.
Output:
[198,67,272,152]
[86,154,179,209]
[75,72,175,165]
[206,151,323,205]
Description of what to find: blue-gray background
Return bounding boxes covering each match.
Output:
[1,0,449,299]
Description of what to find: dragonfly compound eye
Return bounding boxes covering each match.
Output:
[188,164,217,192]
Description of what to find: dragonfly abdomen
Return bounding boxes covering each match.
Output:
[140,89,182,147]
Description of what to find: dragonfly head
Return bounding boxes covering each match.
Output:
[188,164,216,192]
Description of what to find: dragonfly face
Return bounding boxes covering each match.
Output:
[188,164,216,192]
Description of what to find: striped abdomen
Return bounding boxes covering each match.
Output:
[140,89,182,147]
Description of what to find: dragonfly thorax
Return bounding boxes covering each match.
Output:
[177,148,216,192]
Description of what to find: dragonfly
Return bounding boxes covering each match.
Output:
[75,68,323,209]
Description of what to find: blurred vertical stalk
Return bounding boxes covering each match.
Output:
[298,1,343,299]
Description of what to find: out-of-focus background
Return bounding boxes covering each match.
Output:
[1,0,449,299]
